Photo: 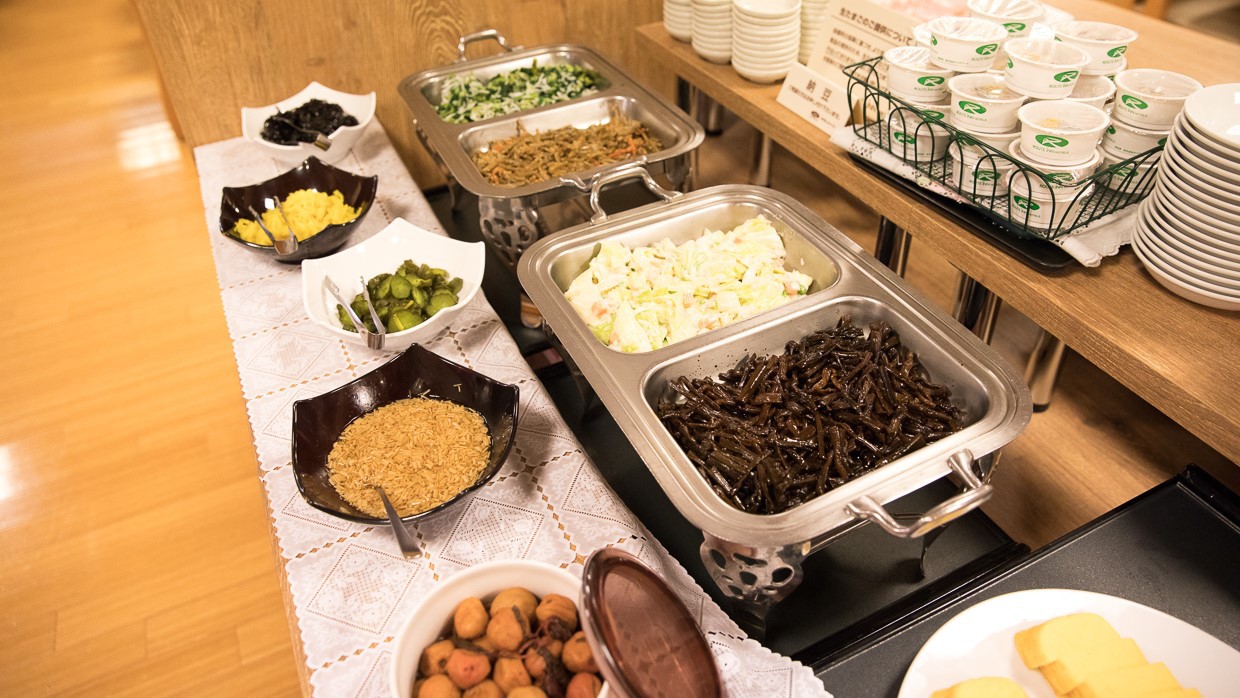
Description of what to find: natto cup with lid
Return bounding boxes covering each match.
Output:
[966,0,1046,38]
[925,16,1008,73]
[1003,38,1090,99]
[1113,68,1204,130]
[948,73,1029,133]
[1016,99,1109,164]
[1052,21,1138,76]
[884,46,956,102]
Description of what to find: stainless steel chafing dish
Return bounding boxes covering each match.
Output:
[398,30,704,269]
[518,167,1032,626]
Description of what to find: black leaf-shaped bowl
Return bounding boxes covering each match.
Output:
[219,156,378,263]
[291,344,519,525]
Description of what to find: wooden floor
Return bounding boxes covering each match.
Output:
[0,0,1232,695]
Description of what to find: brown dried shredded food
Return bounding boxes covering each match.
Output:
[327,397,490,517]
[472,113,662,187]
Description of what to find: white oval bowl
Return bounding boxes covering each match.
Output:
[241,81,375,165]
[302,218,486,352]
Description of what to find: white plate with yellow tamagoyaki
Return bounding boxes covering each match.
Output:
[898,588,1240,698]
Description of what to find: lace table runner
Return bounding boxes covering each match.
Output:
[194,121,830,697]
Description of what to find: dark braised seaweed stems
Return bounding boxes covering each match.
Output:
[656,316,963,515]
[260,99,359,145]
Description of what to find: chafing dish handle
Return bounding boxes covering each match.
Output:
[456,29,517,62]
[564,162,683,224]
[844,450,993,538]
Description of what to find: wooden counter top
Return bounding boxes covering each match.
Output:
[637,7,1240,464]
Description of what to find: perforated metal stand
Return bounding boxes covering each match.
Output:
[699,536,809,640]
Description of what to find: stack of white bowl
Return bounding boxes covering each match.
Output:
[731,0,801,83]
[1131,82,1239,311]
[665,0,693,42]
[692,0,733,64]
[799,0,830,64]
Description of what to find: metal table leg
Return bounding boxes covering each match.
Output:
[874,216,911,277]
[953,274,1001,343]
[749,132,772,187]
[1025,330,1067,412]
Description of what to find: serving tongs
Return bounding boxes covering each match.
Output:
[373,485,420,559]
[267,113,333,151]
[324,276,386,350]
[246,204,299,256]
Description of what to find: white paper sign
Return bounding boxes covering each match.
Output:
[776,63,854,134]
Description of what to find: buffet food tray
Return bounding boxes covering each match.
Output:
[518,173,1031,621]
[399,34,703,268]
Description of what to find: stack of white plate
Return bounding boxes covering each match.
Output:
[692,0,733,64]
[800,0,830,64]
[665,0,693,42]
[1132,83,1240,311]
[731,0,801,83]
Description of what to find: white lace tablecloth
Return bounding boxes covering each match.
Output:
[194,121,830,698]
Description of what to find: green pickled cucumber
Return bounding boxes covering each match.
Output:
[388,274,412,299]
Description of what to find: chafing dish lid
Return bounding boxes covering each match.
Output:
[581,548,723,698]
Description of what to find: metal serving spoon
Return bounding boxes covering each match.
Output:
[268,113,332,151]
[245,204,298,256]
[373,485,420,559]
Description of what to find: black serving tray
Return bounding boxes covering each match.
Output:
[849,154,1076,274]
[814,465,1240,696]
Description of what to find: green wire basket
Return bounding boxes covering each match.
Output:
[842,56,1163,240]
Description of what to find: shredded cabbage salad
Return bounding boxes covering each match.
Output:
[565,216,814,353]
[435,62,602,123]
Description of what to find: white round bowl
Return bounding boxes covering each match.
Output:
[1147,193,1240,256]
[1148,187,1240,244]
[241,82,375,165]
[302,218,486,352]
[1158,153,1240,212]
[1051,21,1138,76]
[1181,82,1240,150]
[1134,225,1240,289]
[966,0,1045,38]
[1175,118,1239,164]
[1164,138,1240,191]
[733,0,801,19]
[389,560,588,698]
[732,25,800,43]
[734,62,793,83]
[1003,38,1091,99]
[1139,219,1240,273]
[731,48,798,66]
[1132,231,1240,310]
[1113,69,1203,130]
[925,17,1008,73]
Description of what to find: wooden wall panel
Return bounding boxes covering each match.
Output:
[133,0,665,188]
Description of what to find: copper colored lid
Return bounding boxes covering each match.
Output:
[580,548,723,698]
